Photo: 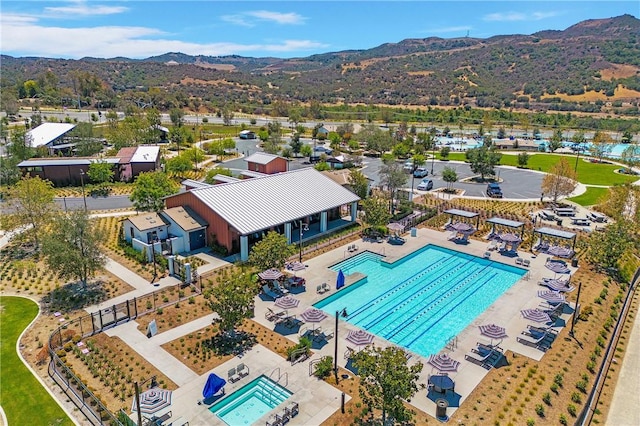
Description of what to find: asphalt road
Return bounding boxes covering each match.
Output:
[55,194,133,211]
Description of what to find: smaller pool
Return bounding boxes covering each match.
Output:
[209,375,292,425]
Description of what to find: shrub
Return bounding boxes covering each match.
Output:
[535,404,545,417]
[542,392,551,405]
[313,356,334,379]
[554,373,564,388]
[526,419,535,426]
[571,392,582,403]
[567,404,577,417]
[559,413,568,425]
[576,380,588,393]
[587,361,596,373]
[550,383,559,394]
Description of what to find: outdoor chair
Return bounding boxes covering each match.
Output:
[265,414,282,426]
[265,307,285,321]
[228,367,240,383]
[517,329,555,351]
[287,402,299,417]
[483,252,491,259]
[522,259,530,267]
[515,257,523,265]
[321,282,331,293]
[487,240,498,251]
[272,281,290,295]
[316,284,325,294]
[262,285,282,300]
[352,243,359,251]
[237,363,249,378]
[149,411,172,426]
[465,347,495,370]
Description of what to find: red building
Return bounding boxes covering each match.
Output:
[244,152,288,175]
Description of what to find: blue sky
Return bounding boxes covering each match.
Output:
[1,1,638,59]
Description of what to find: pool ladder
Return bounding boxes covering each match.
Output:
[267,368,288,406]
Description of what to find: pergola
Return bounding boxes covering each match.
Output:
[487,217,525,238]
[444,208,480,229]
[534,227,577,249]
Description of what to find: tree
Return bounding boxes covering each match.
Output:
[586,219,635,274]
[248,231,296,271]
[204,167,232,184]
[541,158,577,202]
[621,144,640,172]
[591,131,614,163]
[87,160,114,186]
[548,129,564,152]
[41,209,106,289]
[165,155,193,173]
[353,345,423,424]
[129,171,179,212]
[348,169,369,200]
[379,159,407,212]
[357,124,394,157]
[621,130,634,144]
[208,269,257,334]
[465,145,502,181]
[72,123,103,156]
[439,146,451,160]
[361,196,392,229]
[169,108,184,127]
[8,176,56,248]
[300,144,312,158]
[442,166,458,192]
[289,133,303,156]
[221,106,234,126]
[7,128,34,161]
[517,152,530,168]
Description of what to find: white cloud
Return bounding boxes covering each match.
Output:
[483,11,559,22]
[221,14,253,27]
[45,0,128,16]
[245,10,305,25]
[0,13,38,24]
[426,25,472,35]
[1,18,326,58]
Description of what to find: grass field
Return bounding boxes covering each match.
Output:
[568,186,610,207]
[442,152,638,186]
[0,296,73,426]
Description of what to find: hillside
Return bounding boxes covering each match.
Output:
[1,14,639,114]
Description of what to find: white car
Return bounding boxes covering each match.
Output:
[417,179,433,191]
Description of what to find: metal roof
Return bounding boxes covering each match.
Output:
[188,168,360,235]
[535,227,577,239]
[444,208,480,218]
[162,206,207,231]
[244,152,282,165]
[181,179,214,189]
[240,170,268,178]
[210,175,240,183]
[130,146,160,163]
[27,123,76,147]
[487,217,525,228]
[18,158,120,167]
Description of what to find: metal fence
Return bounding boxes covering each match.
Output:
[47,282,200,425]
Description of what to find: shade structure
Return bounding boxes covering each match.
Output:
[521,308,552,323]
[288,261,306,272]
[545,261,571,274]
[499,233,522,243]
[450,222,475,234]
[387,222,405,232]
[479,324,508,341]
[346,329,374,347]
[301,308,328,325]
[132,388,172,415]
[428,353,460,373]
[202,374,226,399]
[537,290,566,305]
[275,295,300,310]
[336,269,345,290]
[547,245,574,258]
[542,279,574,293]
[259,268,283,280]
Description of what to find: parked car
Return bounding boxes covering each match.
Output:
[313,146,333,155]
[417,178,434,191]
[486,182,503,198]
[403,159,414,173]
[413,167,429,178]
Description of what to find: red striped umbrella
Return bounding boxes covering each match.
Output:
[428,353,460,373]
[258,268,283,280]
[346,329,375,347]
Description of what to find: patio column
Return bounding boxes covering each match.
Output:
[284,222,292,243]
[320,211,328,232]
[351,201,358,221]
[240,235,249,261]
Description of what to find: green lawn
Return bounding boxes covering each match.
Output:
[440,152,638,186]
[0,296,73,426]
[568,187,610,207]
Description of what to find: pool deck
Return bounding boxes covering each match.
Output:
[116,226,575,424]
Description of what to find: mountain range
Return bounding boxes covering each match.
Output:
[1,14,639,114]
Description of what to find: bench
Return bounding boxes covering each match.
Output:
[554,208,576,217]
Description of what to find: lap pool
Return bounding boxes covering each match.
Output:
[315,245,526,357]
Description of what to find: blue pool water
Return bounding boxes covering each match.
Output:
[315,245,526,357]
[209,375,292,425]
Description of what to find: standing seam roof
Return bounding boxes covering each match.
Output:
[188,168,359,235]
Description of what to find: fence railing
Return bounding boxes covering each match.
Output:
[47,282,200,425]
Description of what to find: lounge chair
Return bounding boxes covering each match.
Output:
[344,346,357,359]
[316,284,326,294]
[265,414,282,426]
[487,240,498,251]
[228,367,240,383]
[321,282,330,293]
[265,307,286,321]
[262,285,282,300]
[352,243,359,251]
[483,251,491,259]
[287,402,299,417]
[515,257,523,265]
[497,242,507,252]
[149,411,172,426]
[517,330,555,351]
[465,347,495,370]
[272,281,290,295]
[237,363,249,378]
[447,231,457,241]
[522,259,530,267]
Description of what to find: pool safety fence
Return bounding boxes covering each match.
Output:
[47,281,201,425]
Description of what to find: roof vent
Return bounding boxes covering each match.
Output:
[145,216,152,220]
[150,220,156,224]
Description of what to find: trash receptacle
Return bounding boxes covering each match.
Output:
[571,258,578,268]
[411,227,417,237]
[436,399,448,419]
[556,219,563,226]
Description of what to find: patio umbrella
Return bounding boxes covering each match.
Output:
[336,269,345,290]
[346,329,374,347]
[542,279,574,293]
[300,308,328,330]
[275,295,300,310]
[479,323,508,343]
[387,222,405,232]
[545,261,570,275]
[450,222,475,234]
[202,373,226,400]
[521,308,552,323]
[499,233,522,243]
[428,353,460,373]
[288,261,306,272]
[132,388,172,415]
[537,290,566,305]
[258,268,283,280]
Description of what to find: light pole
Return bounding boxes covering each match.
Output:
[574,146,582,173]
[134,375,158,426]
[79,169,87,212]
[431,142,436,175]
[569,281,583,338]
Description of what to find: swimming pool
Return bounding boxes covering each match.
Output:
[315,245,526,357]
[209,375,292,425]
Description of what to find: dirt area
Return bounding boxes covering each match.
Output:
[135,295,211,335]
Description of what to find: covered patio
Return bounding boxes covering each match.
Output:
[533,227,577,258]
[443,209,480,229]
[486,217,525,239]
